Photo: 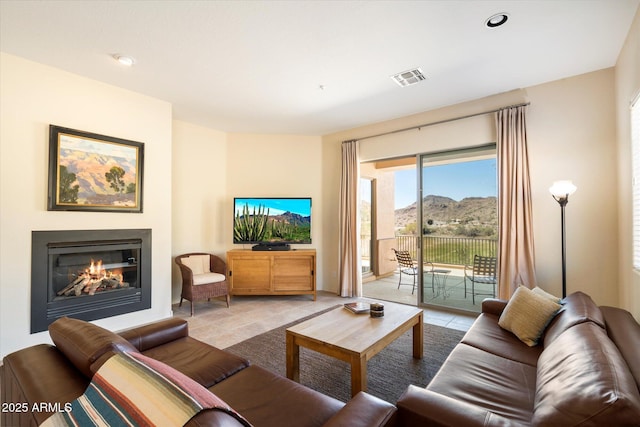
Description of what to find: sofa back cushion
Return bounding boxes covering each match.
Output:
[533,322,640,426]
[49,316,139,378]
[542,291,604,347]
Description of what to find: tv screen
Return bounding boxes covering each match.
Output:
[233,197,312,244]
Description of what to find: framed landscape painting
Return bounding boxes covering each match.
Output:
[47,125,144,212]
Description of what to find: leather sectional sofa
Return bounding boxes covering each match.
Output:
[1,316,396,427]
[3,291,640,426]
[397,291,640,426]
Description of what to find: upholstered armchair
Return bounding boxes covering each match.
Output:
[175,253,230,316]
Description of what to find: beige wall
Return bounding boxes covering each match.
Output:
[322,70,621,311]
[615,8,640,319]
[171,121,228,300]
[0,53,174,358]
[170,131,325,302]
[527,69,618,305]
[224,133,325,287]
[360,162,396,276]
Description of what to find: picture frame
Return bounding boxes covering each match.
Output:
[47,125,144,213]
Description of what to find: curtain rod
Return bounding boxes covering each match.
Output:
[346,102,530,143]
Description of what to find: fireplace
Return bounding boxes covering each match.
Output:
[31,229,151,333]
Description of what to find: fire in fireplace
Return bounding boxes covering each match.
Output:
[31,229,151,333]
[57,258,132,297]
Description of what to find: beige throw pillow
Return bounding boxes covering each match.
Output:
[498,286,561,346]
[531,286,562,304]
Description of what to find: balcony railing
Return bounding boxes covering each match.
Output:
[388,235,497,266]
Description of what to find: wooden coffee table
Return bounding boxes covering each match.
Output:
[286,300,423,397]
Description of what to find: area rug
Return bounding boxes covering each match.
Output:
[225,305,465,403]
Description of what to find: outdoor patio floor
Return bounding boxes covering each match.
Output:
[363,267,496,314]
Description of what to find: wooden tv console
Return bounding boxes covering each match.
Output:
[226,249,316,300]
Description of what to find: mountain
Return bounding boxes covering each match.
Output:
[395,195,497,230]
[271,211,311,225]
[59,148,137,199]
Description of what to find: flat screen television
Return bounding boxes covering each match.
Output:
[233,197,312,246]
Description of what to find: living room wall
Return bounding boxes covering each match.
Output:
[170,130,325,302]
[615,7,640,319]
[171,120,228,300]
[225,133,325,287]
[321,68,621,312]
[0,53,174,358]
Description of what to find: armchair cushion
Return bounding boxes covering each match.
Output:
[182,254,210,275]
[498,286,561,346]
[193,272,227,285]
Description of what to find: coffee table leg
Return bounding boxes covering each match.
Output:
[413,312,424,359]
[350,353,367,397]
[286,332,300,382]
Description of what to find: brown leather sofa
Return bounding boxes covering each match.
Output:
[397,291,640,427]
[1,316,397,427]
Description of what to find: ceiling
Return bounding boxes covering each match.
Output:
[1,1,638,135]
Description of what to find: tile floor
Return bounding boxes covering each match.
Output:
[364,269,496,314]
[172,290,477,349]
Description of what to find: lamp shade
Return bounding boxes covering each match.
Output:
[549,180,577,198]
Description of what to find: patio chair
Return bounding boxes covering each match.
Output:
[464,255,497,304]
[392,249,419,294]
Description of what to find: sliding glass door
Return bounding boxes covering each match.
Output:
[418,146,497,312]
[359,146,496,313]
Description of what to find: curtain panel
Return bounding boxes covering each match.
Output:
[496,106,537,299]
[339,140,362,297]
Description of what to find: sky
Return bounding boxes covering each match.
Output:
[234,197,311,216]
[395,158,497,209]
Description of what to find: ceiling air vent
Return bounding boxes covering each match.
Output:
[391,68,426,87]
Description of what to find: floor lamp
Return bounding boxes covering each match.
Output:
[549,180,577,299]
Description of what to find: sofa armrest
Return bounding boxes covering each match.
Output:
[183,408,248,427]
[599,306,640,392]
[322,392,396,427]
[118,318,189,351]
[1,344,88,426]
[397,386,517,427]
[481,298,508,316]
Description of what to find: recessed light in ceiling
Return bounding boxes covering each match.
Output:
[485,13,509,28]
[391,68,426,87]
[113,54,135,66]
